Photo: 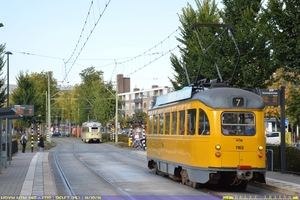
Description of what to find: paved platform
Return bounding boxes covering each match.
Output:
[1,149,300,197]
[0,150,56,196]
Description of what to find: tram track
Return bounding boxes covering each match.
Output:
[53,138,135,199]
[51,138,288,198]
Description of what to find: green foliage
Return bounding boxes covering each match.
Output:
[286,88,300,126]
[170,0,221,90]
[0,44,7,107]
[76,66,117,126]
[11,71,59,128]
[11,71,37,127]
[267,145,300,173]
[171,0,278,90]
[263,0,300,85]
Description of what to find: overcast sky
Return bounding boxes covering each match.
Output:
[1,0,223,90]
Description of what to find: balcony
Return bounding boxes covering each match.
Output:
[134,98,142,104]
[134,108,143,113]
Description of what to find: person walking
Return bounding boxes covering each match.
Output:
[39,134,45,151]
[20,132,27,153]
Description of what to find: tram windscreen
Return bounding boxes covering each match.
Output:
[221,112,255,136]
[91,127,99,132]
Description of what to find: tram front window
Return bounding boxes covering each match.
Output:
[221,112,255,136]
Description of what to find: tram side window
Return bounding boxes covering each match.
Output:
[198,109,210,135]
[153,114,158,134]
[159,113,164,135]
[172,112,177,135]
[165,112,170,135]
[179,110,185,135]
[188,109,196,135]
[222,112,256,136]
[149,115,153,135]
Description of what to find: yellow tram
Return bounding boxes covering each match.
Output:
[146,86,266,189]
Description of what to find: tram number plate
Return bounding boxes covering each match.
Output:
[232,97,244,107]
[236,146,244,150]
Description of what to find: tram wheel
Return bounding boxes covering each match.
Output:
[191,182,200,189]
[237,180,248,190]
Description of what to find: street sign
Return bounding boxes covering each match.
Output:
[14,105,34,116]
[260,89,280,106]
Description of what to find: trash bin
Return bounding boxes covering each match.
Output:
[1,143,6,166]
[266,149,273,171]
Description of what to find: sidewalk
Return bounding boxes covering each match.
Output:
[0,150,56,196]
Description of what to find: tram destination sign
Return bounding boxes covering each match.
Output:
[14,105,34,117]
[260,89,280,106]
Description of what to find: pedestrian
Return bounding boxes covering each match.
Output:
[38,134,45,151]
[20,132,27,153]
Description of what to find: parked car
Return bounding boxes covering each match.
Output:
[52,131,61,137]
[121,128,130,135]
[60,131,70,137]
[266,132,280,145]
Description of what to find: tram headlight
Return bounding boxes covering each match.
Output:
[215,144,221,150]
[258,145,263,151]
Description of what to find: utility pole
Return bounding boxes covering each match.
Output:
[115,75,118,144]
[47,73,51,142]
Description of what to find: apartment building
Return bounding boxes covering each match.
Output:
[116,74,173,117]
[118,85,173,117]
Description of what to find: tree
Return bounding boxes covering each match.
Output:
[76,66,117,126]
[10,71,37,127]
[220,0,276,88]
[11,71,59,128]
[0,44,7,107]
[170,0,221,90]
[263,0,300,85]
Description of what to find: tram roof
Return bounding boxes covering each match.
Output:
[193,87,265,109]
[82,121,102,127]
[153,87,265,109]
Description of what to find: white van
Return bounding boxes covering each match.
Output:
[266,132,280,145]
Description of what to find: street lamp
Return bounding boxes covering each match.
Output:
[5,51,12,106]
[5,51,12,165]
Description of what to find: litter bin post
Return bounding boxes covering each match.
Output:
[266,149,273,171]
[2,143,6,167]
